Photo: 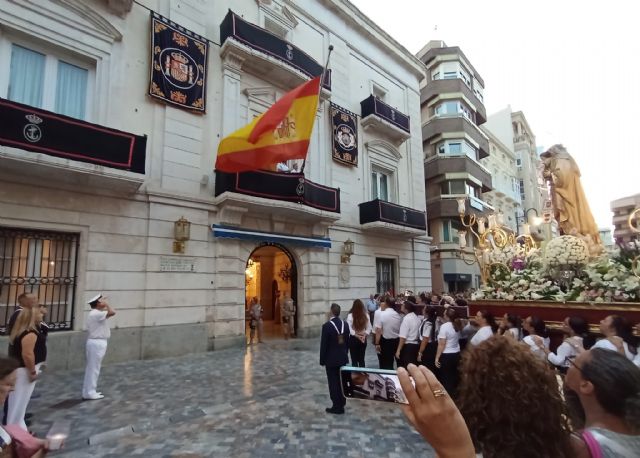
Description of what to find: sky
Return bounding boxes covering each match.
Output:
[350,0,640,229]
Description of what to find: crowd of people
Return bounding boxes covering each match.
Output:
[0,293,115,456]
[320,291,640,456]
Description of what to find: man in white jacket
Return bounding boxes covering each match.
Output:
[82,294,115,400]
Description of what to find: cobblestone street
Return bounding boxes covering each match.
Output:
[29,338,434,457]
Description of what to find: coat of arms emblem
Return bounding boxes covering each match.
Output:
[164,51,193,84]
[286,44,294,60]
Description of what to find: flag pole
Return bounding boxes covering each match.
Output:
[300,45,333,175]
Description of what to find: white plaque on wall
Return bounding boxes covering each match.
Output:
[160,256,197,272]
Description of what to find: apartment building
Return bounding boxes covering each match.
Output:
[611,193,640,243]
[417,41,490,293]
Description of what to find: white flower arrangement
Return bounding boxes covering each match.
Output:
[545,235,589,267]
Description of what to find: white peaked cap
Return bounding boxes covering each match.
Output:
[88,294,102,305]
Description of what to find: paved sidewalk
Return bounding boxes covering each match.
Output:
[28,338,435,457]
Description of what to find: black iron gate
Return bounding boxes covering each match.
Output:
[0,227,78,334]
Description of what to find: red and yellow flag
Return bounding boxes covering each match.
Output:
[215,77,321,173]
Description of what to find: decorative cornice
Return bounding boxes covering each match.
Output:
[49,0,123,42]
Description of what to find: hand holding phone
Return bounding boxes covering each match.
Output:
[340,367,410,404]
[397,365,475,458]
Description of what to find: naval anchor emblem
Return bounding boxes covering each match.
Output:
[286,44,294,61]
[23,114,43,143]
[402,209,407,222]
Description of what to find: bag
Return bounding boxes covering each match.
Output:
[581,430,603,458]
[3,425,44,458]
[330,319,345,345]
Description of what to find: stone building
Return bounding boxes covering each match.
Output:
[0,0,431,369]
[417,40,490,293]
[480,126,521,233]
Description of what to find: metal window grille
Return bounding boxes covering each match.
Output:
[0,227,79,334]
[376,258,395,295]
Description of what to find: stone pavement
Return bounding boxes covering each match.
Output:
[29,338,435,457]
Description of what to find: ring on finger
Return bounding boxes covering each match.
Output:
[432,389,447,398]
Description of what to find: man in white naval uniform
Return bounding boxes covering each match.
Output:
[82,294,115,400]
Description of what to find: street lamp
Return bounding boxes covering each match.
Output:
[516,208,541,235]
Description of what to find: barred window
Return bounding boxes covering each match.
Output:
[0,227,78,334]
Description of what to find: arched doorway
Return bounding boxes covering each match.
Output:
[245,243,298,341]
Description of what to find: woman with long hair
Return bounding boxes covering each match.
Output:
[565,348,640,456]
[346,299,371,367]
[539,316,592,374]
[469,310,497,347]
[522,316,549,360]
[458,337,572,457]
[593,315,637,361]
[498,313,522,340]
[395,301,422,368]
[434,307,462,397]
[7,306,47,431]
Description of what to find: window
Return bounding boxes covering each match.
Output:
[371,170,390,201]
[264,17,288,39]
[440,180,478,197]
[0,227,78,334]
[442,219,464,243]
[436,139,478,160]
[371,82,388,101]
[376,258,395,295]
[443,71,457,79]
[519,179,526,202]
[6,43,90,120]
[434,100,473,121]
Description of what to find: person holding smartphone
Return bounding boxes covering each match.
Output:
[82,294,115,401]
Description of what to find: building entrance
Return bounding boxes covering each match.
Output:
[245,243,297,342]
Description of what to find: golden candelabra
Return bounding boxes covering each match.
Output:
[456,197,537,285]
[629,208,640,278]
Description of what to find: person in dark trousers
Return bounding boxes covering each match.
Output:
[319,303,350,415]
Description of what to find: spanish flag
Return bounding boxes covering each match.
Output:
[215,77,321,173]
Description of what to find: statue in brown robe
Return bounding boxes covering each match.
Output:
[541,145,601,246]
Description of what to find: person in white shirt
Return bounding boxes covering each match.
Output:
[592,315,637,361]
[374,297,403,370]
[435,307,462,397]
[522,316,549,361]
[469,310,496,347]
[82,294,115,401]
[395,301,423,368]
[346,299,372,367]
[498,313,522,341]
[249,297,264,344]
[540,316,591,373]
[634,323,640,368]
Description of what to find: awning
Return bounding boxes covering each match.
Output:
[211,225,331,248]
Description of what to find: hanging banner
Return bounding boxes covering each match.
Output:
[148,12,208,113]
[330,103,358,167]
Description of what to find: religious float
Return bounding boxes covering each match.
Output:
[459,145,640,344]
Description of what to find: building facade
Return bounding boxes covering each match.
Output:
[417,41,491,294]
[483,106,543,230]
[0,0,431,369]
[611,193,640,243]
[480,127,521,233]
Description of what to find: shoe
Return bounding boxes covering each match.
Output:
[82,394,105,400]
[325,407,345,414]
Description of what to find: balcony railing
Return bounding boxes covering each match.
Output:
[359,199,426,231]
[0,97,146,174]
[360,95,410,134]
[220,11,331,90]
[215,170,340,213]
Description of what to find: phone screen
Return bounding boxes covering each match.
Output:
[340,366,412,404]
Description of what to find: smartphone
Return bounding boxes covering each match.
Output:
[340,366,412,405]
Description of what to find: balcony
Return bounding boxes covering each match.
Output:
[424,155,492,192]
[359,199,427,237]
[360,95,411,145]
[422,116,489,159]
[220,11,330,94]
[0,97,146,192]
[427,196,493,219]
[421,79,486,124]
[214,170,340,225]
